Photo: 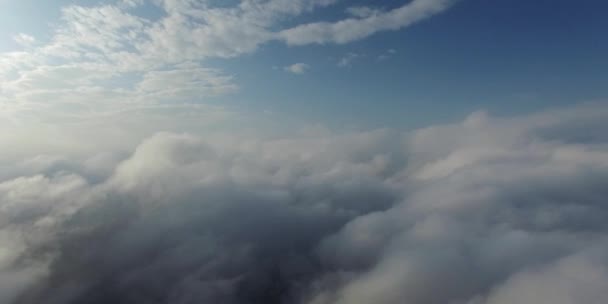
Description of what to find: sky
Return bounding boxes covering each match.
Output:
[1,1,608,304]
[1,0,607,129]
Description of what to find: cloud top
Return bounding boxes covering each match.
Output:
[1,103,608,303]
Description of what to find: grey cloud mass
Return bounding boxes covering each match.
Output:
[1,103,608,303]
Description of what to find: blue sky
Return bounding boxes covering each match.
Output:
[1,0,607,129]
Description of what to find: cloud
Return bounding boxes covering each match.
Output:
[279,0,456,45]
[284,63,310,74]
[483,249,608,304]
[1,102,608,303]
[337,53,361,68]
[2,128,400,304]
[377,48,397,61]
[119,0,144,8]
[6,3,604,304]
[135,65,239,101]
[346,6,384,18]
[12,34,36,47]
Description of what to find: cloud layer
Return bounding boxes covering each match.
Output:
[1,103,608,304]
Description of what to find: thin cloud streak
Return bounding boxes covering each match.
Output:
[0,0,458,118]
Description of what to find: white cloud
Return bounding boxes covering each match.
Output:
[485,250,608,304]
[0,0,457,119]
[0,103,608,303]
[279,0,456,45]
[12,33,36,47]
[119,0,144,8]
[338,52,361,67]
[284,62,310,74]
[0,2,606,303]
[135,64,239,101]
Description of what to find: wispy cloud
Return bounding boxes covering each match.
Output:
[377,48,398,61]
[0,0,457,119]
[284,62,310,74]
[338,52,362,67]
[279,0,456,45]
[346,6,384,18]
[12,33,36,47]
[135,65,239,101]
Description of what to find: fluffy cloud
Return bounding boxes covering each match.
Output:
[1,103,608,303]
[284,63,310,74]
[484,249,608,304]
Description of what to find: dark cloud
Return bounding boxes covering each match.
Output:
[1,104,608,304]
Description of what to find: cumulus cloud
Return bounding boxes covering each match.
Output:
[285,63,310,74]
[1,103,608,303]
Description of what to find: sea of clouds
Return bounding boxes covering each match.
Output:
[1,103,608,304]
